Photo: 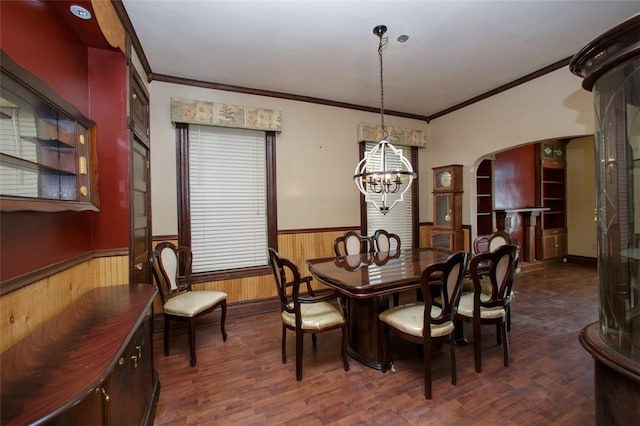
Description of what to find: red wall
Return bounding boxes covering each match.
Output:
[88,48,131,250]
[0,1,89,113]
[493,144,538,248]
[0,1,130,281]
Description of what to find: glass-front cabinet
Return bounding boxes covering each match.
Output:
[570,14,640,425]
[0,53,99,212]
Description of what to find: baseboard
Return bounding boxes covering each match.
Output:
[566,255,597,267]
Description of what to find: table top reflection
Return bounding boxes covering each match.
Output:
[306,247,454,299]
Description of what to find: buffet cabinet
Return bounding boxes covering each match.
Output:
[0,284,160,425]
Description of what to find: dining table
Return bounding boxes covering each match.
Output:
[306,247,455,370]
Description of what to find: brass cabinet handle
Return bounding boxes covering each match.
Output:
[96,387,110,402]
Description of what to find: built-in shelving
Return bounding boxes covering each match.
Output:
[539,141,567,259]
[476,159,494,235]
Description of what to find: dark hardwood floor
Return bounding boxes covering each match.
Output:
[153,262,598,425]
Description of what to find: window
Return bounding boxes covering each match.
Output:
[363,142,418,247]
[176,124,277,280]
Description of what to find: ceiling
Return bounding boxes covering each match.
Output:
[121,1,639,120]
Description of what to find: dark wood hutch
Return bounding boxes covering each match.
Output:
[0,1,158,423]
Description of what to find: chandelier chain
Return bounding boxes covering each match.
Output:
[378,32,388,140]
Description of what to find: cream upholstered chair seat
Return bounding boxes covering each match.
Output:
[164,291,228,317]
[282,301,345,330]
[457,293,505,319]
[379,303,455,337]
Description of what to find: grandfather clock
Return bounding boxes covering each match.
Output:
[431,165,463,251]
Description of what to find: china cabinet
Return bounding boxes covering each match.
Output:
[0,53,99,212]
[570,13,640,425]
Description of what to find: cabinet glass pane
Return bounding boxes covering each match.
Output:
[595,55,640,361]
[0,70,87,202]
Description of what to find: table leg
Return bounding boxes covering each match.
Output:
[347,295,389,370]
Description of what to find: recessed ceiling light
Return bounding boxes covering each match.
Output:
[70,5,92,20]
[397,34,409,43]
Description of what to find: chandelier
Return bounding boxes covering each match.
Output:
[353,25,416,215]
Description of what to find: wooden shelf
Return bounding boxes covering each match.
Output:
[540,141,567,259]
[475,159,494,235]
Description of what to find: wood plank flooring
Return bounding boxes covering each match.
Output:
[153,262,598,425]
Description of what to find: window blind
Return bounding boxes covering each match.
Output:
[365,142,414,248]
[189,125,268,273]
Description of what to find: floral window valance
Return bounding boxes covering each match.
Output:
[171,97,282,132]
[357,122,426,148]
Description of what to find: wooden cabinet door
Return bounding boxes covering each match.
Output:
[106,308,153,426]
[46,387,106,425]
[129,67,152,285]
[131,137,152,285]
[542,230,567,259]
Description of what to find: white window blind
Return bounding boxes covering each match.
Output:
[366,142,414,248]
[189,125,268,273]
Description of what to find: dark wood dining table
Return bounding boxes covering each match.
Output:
[306,247,454,370]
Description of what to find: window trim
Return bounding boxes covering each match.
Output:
[175,123,277,282]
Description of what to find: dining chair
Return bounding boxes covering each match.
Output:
[472,234,491,255]
[150,242,228,367]
[378,251,469,399]
[268,248,349,381]
[372,229,401,253]
[456,243,518,373]
[333,231,373,257]
[372,229,404,306]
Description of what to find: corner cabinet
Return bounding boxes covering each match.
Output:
[0,285,160,426]
[539,140,567,260]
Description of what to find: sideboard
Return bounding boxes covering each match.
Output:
[0,284,160,425]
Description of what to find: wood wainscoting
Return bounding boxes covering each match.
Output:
[0,255,129,352]
[1,225,471,353]
[151,224,471,321]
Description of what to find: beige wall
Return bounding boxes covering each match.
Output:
[567,136,597,258]
[149,66,597,255]
[149,81,427,234]
[426,66,595,245]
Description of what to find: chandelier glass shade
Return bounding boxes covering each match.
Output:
[353,25,416,215]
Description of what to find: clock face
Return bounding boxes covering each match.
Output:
[437,171,452,188]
